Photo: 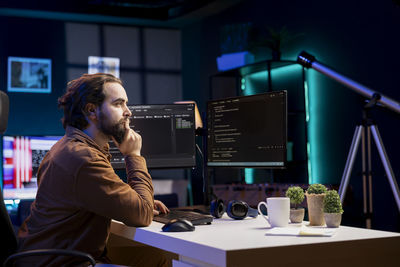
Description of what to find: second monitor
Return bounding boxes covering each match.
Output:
[109,103,196,169]
[207,91,287,168]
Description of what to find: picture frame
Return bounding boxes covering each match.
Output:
[88,56,120,78]
[7,57,52,93]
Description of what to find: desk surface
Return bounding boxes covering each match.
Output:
[111,215,400,267]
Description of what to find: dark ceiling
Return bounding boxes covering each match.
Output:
[0,0,241,22]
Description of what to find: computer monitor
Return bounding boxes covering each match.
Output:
[109,103,196,169]
[207,91,287,168]
[2,135,62,199]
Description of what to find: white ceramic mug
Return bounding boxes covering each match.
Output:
[257,197,290,227]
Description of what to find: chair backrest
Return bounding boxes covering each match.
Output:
[16,199,34,226]
[0,90,9,134]
[0,189,18,264]
[0,90,14,264]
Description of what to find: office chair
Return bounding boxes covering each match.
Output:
[0,91,97,266]
[0,189,97,266]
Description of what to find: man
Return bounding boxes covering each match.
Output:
[18,73,169,266]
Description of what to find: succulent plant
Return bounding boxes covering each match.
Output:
[323,190,344,214]
[285,186,304,209]
[307,183,327,194]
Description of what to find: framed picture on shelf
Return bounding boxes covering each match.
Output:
[8,57,52,93]
[88,56,120,78]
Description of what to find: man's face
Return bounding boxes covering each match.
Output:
[97,82,131,144]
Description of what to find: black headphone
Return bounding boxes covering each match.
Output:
[210,198,226,218]
[210,199,258,220]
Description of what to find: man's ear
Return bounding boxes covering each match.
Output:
[84,103,98,121]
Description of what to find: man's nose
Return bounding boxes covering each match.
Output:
[124,105,132,117]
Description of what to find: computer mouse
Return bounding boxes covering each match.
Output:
[162,218,195,232]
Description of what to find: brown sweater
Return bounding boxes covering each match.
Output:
[17,126,154,266]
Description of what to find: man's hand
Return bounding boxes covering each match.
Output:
[113,119,142,157]
[153,200,170,216]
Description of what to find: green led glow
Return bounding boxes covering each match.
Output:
[241,78,246,90]
[304,80,310,122]
[243,63,308,184]
[242,69,270,183]
[306,69,322,184]
[307,142,312,183]
[244,64,302,84]
[246,70,268,80]
[304,76,311,183]
[243,71,268,96]
[244,168,254,184]
[239,49,332,185]
[270,64,302,77]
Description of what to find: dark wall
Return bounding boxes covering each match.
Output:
[0,16,66,135]
[0,15,187,197]
[181,0,400,231]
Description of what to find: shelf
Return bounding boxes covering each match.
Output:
[212,60,297,77]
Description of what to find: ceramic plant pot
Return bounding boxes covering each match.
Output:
[324,213,342,228]
[306,193,326,226]
[289,208,305,223]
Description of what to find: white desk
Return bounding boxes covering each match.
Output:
[111,215,400,267]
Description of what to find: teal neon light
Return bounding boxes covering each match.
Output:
[243,71,266,183]
[269,64,302,77]
[306,69,321,184]
[243,72,265,95]
[242,63,320,184]
[304,80,310,122]
[243,64,305,184]
[307,142,312,183]
[244,168,254,184]
[304,76,311,183]
[244,64,302,81]
[245,69,268,81]
[243,76,253,183]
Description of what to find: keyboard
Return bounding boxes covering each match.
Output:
[153,209,213,225]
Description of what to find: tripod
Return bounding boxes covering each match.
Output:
[297,51,400,228]
[338,95,400,228]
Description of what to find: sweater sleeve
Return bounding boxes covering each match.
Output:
[75,154,154,227]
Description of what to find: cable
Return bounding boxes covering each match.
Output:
[195,143,206,194]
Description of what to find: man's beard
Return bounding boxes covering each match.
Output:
[99,111,127,144]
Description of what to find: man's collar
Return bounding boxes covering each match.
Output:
[65,126,111,156]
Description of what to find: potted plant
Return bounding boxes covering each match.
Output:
[323,190,344,228]
[285,186,305,223]
[306,184,327,226]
